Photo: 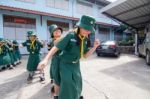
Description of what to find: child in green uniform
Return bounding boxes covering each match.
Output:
[0,38,13,70]
[38,15,100,99]
[12,40,21,65]
[6,40,18,67]
[21,31,45,83]
[47,24,63,97]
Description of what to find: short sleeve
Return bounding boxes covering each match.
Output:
[22,41,27,47]
[56,33,72,51]
[84,40,90,54]
[39,41,44,48]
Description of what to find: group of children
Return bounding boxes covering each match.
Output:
[1,15,100,99]
[37,15,100,99]
[0,38,21,71]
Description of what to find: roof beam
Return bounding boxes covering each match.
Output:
[132,19,150,26]
[103,12,138,29]
[114,1,150,17]
[124,13,150,22]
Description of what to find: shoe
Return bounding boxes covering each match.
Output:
[51,79,54,84]
[27,74,33,83]
[12,63,16,67]
[8,65,14,69]
[79,96,84,99]
[54,96,58,99]
[39,76,45,82]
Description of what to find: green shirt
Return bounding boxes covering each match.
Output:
[22,40,43,54]
[0,44,10,55]
[56,32,90,62]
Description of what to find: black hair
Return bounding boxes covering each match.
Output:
[76,27,91,47]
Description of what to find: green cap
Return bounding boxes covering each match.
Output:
[0,38,5,42]
[49,24,63,38]
[76,15,96,33]
[12,40,18,44]
[27,31,36,37]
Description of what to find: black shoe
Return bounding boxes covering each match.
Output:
[51,79,54,84]
[79,96,84,99]
[12,63,16,67]
[8,65,14,69]
[54,96,58,99]
[27,74,33,83]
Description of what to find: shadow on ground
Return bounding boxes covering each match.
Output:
[29,83,52,99]
[0,72,28,98]
[101,58,150,91]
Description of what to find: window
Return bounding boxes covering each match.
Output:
[15,0,35,3]
[98,27,110,41]
[76,0,93,15]
[46,0,69,10]
[3,15,36,40]
[114,32,123,41]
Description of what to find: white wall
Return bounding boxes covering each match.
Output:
[0,13,3,38]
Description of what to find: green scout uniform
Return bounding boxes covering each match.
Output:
[7,41,17,64]
[48,24,63,85]
[22,32,44,71]
[55,15,96,99]
[0,39,11,66]
[12,40,21,61]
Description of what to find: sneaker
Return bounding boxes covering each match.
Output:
[39,76,45,82]
[8,65,14,69]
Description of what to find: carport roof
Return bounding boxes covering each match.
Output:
[101,0,150,29]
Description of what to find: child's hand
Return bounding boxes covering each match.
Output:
[37,59,48,70]
[94,39,100,48]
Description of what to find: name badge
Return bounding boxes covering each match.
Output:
[70,39,77,42]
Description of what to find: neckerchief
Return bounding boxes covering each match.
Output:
[30,40,36,50]
[79,34,85,58]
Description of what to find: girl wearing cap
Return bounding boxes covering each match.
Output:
[21,31,45,83]
[0,38,13,70]
[12,40,21,65]
[38,15,100,99]
[47,24,63,96]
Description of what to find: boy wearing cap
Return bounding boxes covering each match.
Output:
[21,31,45,83]
[38,15,100,99]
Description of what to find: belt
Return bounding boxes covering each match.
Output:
[62,60,79,64]
[30,52,39,54]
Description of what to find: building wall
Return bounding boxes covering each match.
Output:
[0,0,119,54]
[0,13,3,38]
[0,0,119,26]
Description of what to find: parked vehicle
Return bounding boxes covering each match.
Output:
[96,40,120,57]
[138,24,150,65]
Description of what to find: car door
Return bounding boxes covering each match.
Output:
[138,39,145,56]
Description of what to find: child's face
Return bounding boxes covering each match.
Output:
[80,28,91,37]
[29,35,36,41]
[53,29,62,38]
